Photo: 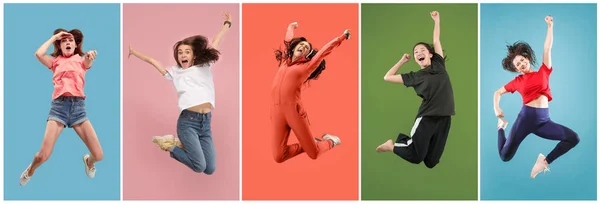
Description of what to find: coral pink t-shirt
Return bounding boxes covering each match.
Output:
[49,55,90,100]
[504,63,553,104]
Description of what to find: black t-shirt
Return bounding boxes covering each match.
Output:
[400,53,455,117]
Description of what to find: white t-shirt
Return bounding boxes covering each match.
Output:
[164,63,215,111]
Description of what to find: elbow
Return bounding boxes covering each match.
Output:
[34,52,44,59]
[383,75,390,82]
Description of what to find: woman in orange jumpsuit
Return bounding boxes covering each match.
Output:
[271,22,351,163]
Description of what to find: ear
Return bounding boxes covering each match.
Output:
[429,53,434,59]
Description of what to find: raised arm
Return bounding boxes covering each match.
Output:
[383,54,411,84]
[210,12,232,50]
[543,15,553,69]
[304,29,350,74]
[128,44,168,76]
[35,31,71,68]
[430,11,443,57]
[285,22,298,42]
[493,87,508,118]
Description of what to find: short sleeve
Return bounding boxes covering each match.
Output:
[431,53,446,68]
[504,78,519,93]
[401,71,422,88]
[539,63,552,75]
[164,66,175,81]
[49,57,59,71]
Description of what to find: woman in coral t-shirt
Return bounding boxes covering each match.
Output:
[493,16,579,179]
[20,28,103,186]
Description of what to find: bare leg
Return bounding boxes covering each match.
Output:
[28,120,65,177]
[73,120,104,167]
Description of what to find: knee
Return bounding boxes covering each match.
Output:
[306,152,319,160]
[92,151,104,162]
[500,154,513,162]
[203,163,216,175]
[424,160,439,169]
[272,151,286,163]
[34,151,50,163]
[406,157,423,164]
[191,163,207,173]
[568,131,580,146]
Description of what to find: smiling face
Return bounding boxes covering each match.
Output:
[292,41,311,60]
[177,44,194,68]
[59,36,77,57]
[413,44,433,68]
[512,55,532,73]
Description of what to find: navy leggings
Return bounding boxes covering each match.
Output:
[498,106,580,164]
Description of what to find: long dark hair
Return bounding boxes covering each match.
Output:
[275,37,326,83]
[413,42,448,62]
[173,35,220,67]
[51,28,85,57]
[502,41,536,72]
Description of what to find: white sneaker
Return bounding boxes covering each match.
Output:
[498,119,508,130]
[531,153,550,179]
[83,154,96,178]
[322,134,341,147]
[20,164,32,186]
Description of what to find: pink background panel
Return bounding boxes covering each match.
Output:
[122,3,240,200]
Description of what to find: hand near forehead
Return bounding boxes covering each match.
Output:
[53,31,72,41]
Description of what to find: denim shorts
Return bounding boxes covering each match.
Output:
[47,96,88,128]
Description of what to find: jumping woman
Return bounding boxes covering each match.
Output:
[376,11,455,169]
[21,28,104,186]
[494,16,579,179]
[128,12,232,174]
[270,21,350,163]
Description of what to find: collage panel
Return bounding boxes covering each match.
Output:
[241,3,359,200]
[360,3,479,200]
[4,3,122,200]
[122,3,240,200]
[480,3,597,200]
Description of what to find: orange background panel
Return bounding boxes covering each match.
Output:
[241,3,359,200]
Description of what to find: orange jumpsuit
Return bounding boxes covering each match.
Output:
[270,25,347,163]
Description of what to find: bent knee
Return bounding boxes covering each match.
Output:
[272,152,286,163]
[34,152,50,163]
[203,164,216,175]
[568,131,580,146]
[191,163,207,173]
[500,155,513,162]
[424,160,439,169]
[92,151,104,162]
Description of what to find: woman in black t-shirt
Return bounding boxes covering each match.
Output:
[375,11,455,169]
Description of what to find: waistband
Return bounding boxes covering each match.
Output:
[180,109,212,120]
[54,96,85,102]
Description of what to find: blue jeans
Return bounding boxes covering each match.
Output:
[170,110,216,174]
[47,96,88,128]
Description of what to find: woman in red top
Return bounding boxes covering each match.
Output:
[270,22,350,163]
[494,16,579,179]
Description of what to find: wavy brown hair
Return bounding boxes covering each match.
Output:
[274,37,326,83]
[502,41,537,72]
[173,35,220,67]
[50,28,85,57]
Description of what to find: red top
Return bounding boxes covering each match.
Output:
[504,63,553,104]
[271,25,347,105]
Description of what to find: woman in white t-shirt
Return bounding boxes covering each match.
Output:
[128,12,232,174]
